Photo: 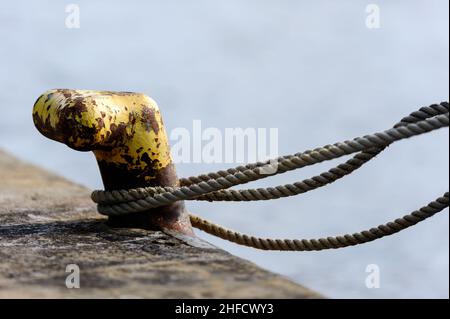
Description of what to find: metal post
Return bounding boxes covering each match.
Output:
[32,89,194,236]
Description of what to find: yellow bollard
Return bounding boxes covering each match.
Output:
[33,89,194,236]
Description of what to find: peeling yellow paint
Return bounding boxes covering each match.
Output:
[33,89,172,177]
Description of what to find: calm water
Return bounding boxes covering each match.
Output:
[0,0,448,298]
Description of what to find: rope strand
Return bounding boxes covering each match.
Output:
[90,102,449,250]
[92,111,449,214]
[191,192,449,251]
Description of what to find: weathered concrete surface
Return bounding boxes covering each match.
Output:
[0,150,321,298]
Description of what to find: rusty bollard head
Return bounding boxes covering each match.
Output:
[32,89,194,236]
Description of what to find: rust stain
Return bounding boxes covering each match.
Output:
[32,89,194,236]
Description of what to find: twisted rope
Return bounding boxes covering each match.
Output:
[188,102,449,202]
[190,192,449,251]
[93,102,448,205]
[93,110,449,214]
[91,102,449,250]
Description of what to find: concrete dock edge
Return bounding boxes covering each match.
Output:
[0,150,321,298]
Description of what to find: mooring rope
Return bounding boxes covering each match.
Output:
[190,192,449,251]
[91,102,449,250]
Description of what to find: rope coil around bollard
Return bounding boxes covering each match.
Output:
[91,102,450,251]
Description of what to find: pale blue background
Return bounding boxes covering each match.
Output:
[0,0,448,298]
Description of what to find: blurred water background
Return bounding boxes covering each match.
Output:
[0,0,448,298]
